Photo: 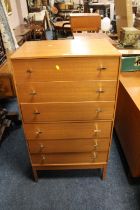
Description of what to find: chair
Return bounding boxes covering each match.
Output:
[70,13,101,33]
[62,22,72,38]
[29,11,48,40]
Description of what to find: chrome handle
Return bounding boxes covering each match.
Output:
[42,155,46,162]
[96,88,104,94]
[94,140,98,148]
[40,143,44,148]
[97,65,107,71]
[40,143,44,151]
[30,90,37,96]
[96,108,102,114]
[35,129,42,135]
[33,109,40,115]
[55,65,60,71]
[94,124,101,135]
[92,152,97,161]
[26,69,32,74]
[94,129,101,133]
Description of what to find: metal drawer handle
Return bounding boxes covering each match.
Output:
[55,65,60,71]
[94,129,101,133]
[26,69,32,74]
[40,143,44,151]
[94,124,101,135]
[97,65,107,71]
[96,108,102,114]
[30,90,37,96]
[94,140,98,148]
[92,152,97,161]
[42,155,46,162]
[33,109,40,115]
[96,88,104,94]
[35,129,42,135]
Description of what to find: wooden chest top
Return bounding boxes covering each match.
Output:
[11,39,120,60]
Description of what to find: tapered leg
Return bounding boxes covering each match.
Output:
[32,169,38,182]
[102,166,107,180]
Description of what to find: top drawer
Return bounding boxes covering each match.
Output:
[12,57,119,83]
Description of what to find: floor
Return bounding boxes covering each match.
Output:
[0,99,140,210]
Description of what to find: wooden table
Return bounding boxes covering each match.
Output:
[52,21,71,39]
[52,21,71,30]
[115,71,140,177]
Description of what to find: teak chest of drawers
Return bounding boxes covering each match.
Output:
[11,39,120,181]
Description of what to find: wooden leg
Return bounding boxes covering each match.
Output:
[32,169,38,182]
[102,166,107,180]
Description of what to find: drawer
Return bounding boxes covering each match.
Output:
[17,80,117,103]
[24,121,112,140]
[28,139,110,154]
[21,101,115,123]
[12,57,119,83]
[31,152,108,164]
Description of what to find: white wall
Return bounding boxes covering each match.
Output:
[8,0,20,29]
[8,0,28,29]
[18,0,28,23]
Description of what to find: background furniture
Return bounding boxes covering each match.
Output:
[114,0,133,38]
[134,11,140,30]
[27,10,49,40]
[54,2,80,20]
[0,64,15,99]
[11,39,120,181]
[51,20,71,39]
[73,32,115,45]
[0,62,20,143]
[115,71,140,177]
[0,30,15,98]
[26,0,43,12]
[88,2,110,17]
[0,33,19,143]
[70,13,101,32]
[0,107,11,144]
[0,31,7,66]
[13,24,32,45]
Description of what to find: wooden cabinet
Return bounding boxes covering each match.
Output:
[0,30,15,99]
[115,72,140,177]
[0,62,15,99]
[11,39,120,181]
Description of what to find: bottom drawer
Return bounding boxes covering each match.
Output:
[31,152,108,165]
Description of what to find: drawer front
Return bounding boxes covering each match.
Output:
[12,57,119,83]
[24,121,112,140]
[31,152,108,164]
[17,81,117,103]
[28,139,110,154]
[21,101,115,123]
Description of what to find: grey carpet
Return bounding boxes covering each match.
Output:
[0,99,140,210]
